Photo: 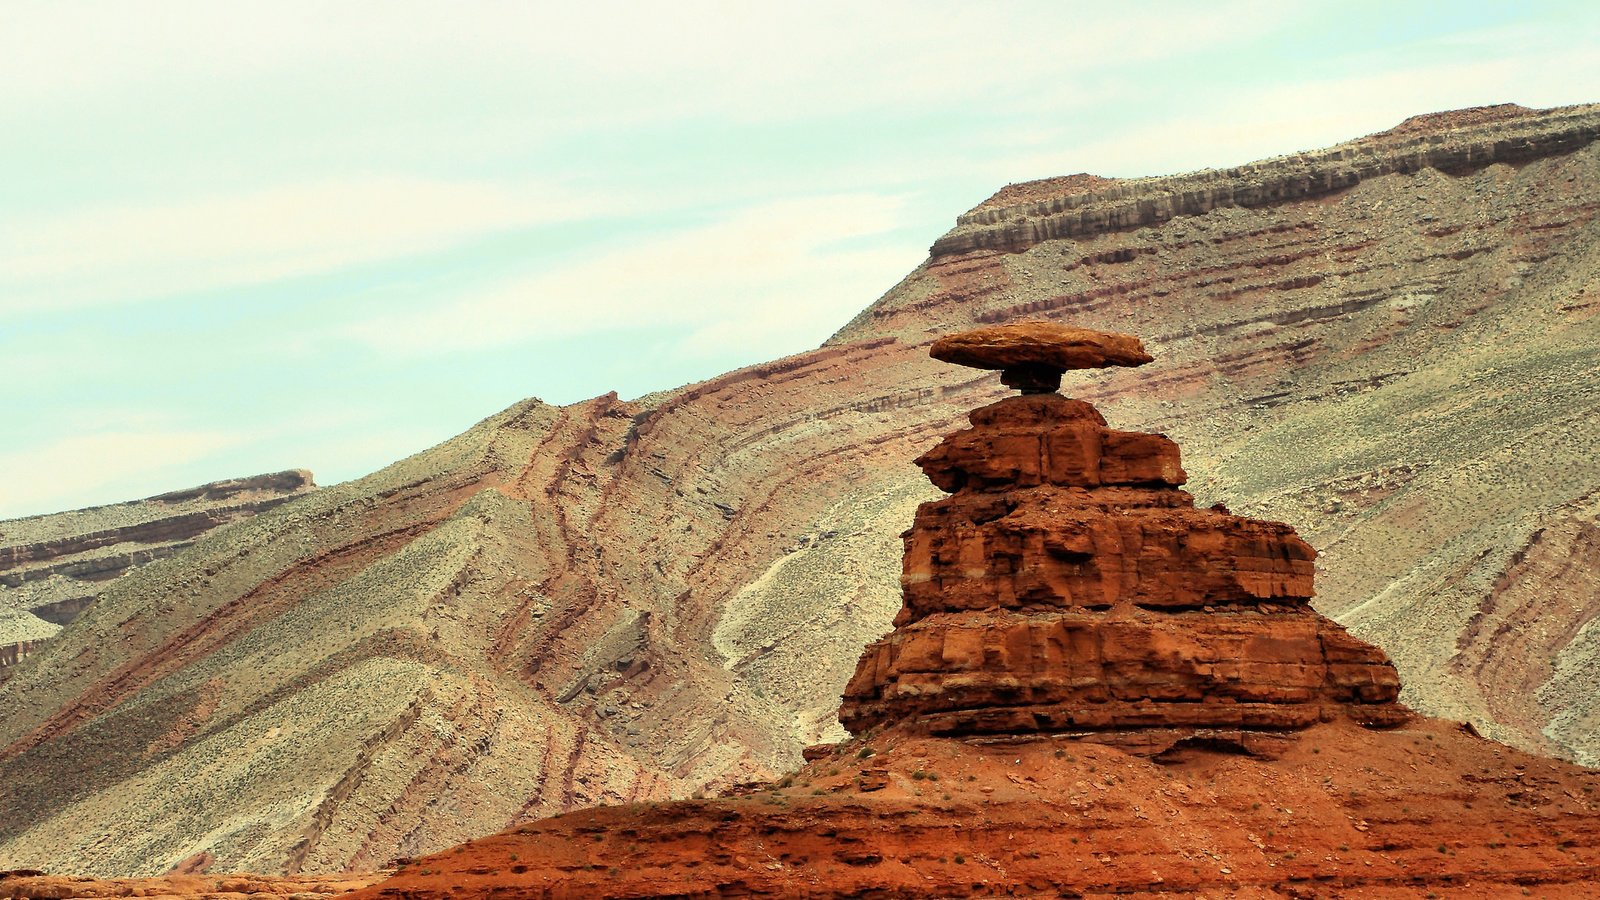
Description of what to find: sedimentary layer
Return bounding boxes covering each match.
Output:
[0,471,315,679]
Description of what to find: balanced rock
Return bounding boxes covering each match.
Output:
[929,321,1153,393]
[840,323,1407,756]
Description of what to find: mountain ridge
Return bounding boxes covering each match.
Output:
[0,471,316,683]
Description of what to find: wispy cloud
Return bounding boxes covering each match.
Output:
[0,176,612,314]
[346,192,924,363]
[0,1,1293,129]
[982,39,1600,184]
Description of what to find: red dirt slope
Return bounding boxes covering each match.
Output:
[346,720,1600,899]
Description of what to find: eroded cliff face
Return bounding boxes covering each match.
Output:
[839,390,1406,750]
[2,102,1598,877]
[0,471,315,680]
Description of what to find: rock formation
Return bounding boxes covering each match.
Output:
[929,102,1600,256]
[3,102,1599,877]
[320,326,1600,899]
[0,471,315,681]
[840,324,1407,756]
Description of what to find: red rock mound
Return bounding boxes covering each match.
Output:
[0,870,380,898]
[343,720,1600,899]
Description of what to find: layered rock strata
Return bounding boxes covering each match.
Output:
[343,720,1600,899]
[840,326,1405,754]
[931,102,1600,256]
[0,471,315,679]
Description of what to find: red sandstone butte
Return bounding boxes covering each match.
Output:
[840,369,1407,753]
[330,326,1600,899]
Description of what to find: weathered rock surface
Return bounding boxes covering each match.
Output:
[339,720,1600,899]
[930,323,1154,393]
[0,471,315,680]
[929,321,1154,371]
[840,328,1405,753]
[3,102,1599,876]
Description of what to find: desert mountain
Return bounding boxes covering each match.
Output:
[1,472,315,680]
[1,102,1597,877]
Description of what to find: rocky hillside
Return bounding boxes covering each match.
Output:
[1,102,1597,877]
[326,337,1600,897]
[0,471,315,681]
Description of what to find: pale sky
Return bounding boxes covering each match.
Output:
[3,1,1598,517]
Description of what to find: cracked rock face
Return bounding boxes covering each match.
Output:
[839,325,1407,753]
